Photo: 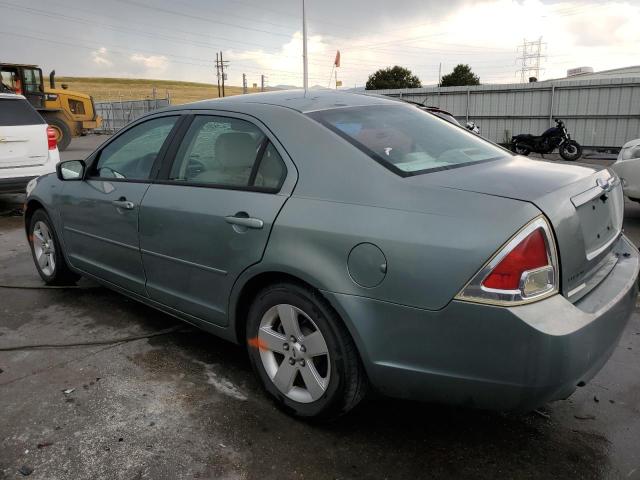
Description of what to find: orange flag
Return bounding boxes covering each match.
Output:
[334,50,341,68]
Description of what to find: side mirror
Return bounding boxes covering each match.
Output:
[56,160,86,181]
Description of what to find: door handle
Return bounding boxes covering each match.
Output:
[225,214,264,229]
[112,199,135,210]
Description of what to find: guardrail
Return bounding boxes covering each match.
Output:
[94,98,171,133]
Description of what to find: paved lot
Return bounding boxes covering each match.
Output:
[0,137,639,479]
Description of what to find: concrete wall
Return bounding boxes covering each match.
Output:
[370,77,640,148]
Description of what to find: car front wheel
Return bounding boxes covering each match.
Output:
[246,283,367,419]
[28,209,80,285]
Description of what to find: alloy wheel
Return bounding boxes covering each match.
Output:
[256,304,330,403]
[32,221,56,277]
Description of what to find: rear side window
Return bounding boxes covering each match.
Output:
[309,104,507,176]
[0,98,45,126]
[170,115,268,188]
[255,143,286,189]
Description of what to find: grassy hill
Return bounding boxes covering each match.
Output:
[57,77,268,105]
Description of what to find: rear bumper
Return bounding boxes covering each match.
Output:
[324,235,639,411]
[0,149,59,193]
[0,175,37,193]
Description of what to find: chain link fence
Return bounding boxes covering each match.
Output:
[94,98,171,133]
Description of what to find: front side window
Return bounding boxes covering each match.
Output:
[1,70,18,92]
[22,69,42,94]
[94,116,178,180]
[170,115,277,188]
[309,104,508,176]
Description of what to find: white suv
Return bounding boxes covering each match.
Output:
[0,93,60,193]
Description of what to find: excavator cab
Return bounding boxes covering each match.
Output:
[0,64,45,108]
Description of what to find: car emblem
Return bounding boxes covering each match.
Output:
[596,177,614,192]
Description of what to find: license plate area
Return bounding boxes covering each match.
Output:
[572,183,623,260]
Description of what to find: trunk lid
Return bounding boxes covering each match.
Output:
[0,124,49,168]
[411,156,624,301]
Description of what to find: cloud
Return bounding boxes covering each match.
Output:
[130,53,169,71]
[565,5,638,47]
[92,47,113,67]
[231,31,331,87]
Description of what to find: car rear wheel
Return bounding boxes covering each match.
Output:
[246,282,367,419]
[28,209,80,285]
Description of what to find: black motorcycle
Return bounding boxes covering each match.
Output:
[511,119,582,161]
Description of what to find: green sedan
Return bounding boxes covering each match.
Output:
[24,91,639,419]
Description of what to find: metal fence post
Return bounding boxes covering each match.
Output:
[466,88,470,122]
[549,84,555,127]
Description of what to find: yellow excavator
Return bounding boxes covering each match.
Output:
[0,63,101,151]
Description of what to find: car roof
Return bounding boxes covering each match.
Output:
[165,89,401,114]
[0,63,39,68]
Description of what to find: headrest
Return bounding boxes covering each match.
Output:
[214,132,257,168]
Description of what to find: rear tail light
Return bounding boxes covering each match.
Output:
[455,217,558,305]
[47,126,57,150]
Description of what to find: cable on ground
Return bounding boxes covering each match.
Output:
[0,326,187,352]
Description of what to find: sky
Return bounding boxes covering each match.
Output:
[1,0,639,89]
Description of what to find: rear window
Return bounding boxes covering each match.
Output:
[308,104,507,176]
[0,98,45,126]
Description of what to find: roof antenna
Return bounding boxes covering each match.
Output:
[302,0,308,92]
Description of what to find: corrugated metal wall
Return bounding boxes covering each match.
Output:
[370,77,640,148]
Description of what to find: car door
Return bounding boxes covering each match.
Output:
[138,113,295,326]
[59,114,181,295]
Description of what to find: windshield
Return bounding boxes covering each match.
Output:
[309,104,508,176]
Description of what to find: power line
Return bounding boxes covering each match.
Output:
[0,0,537,69]
[0,1,286,53]
[114,0,293,38]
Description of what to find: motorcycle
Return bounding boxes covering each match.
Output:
[511,119,582,161]
[465,121,480,135]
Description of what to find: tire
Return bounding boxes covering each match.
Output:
[559,140,582,161]
[246,282,367,420]
[511,144,531,156]
[42,113,72,151]
[28,209,80,285]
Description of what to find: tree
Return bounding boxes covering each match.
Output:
[365,66,422,90]
[440,64,480,87]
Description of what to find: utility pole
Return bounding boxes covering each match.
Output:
[261,74,266,92]
[219,51,227,97]
[242,73,247,94]
[516,37,546,83]
[215,52,221,97]
[302,0,308,91]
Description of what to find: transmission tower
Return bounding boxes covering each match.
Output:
[516,37,546,83]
